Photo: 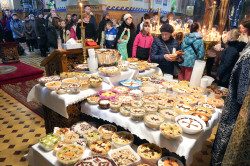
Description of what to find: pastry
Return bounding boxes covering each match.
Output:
[98,124,117,140]
[195,107,212,117]
[130,108,146,121]
[174,103,194,115]
[137,143,162,162]
[110,146,139,166]
[87,96,100,105]
[159,109,178,122]
[143,103,158,113]
[71,121,97,137]
[112,86,130,94]
[131,100,144,108]
[160,123,182,139]
[90,140,112,155]
[112,132,134,148]
[207,98,224,108]
[110,101,121,113]
[57,144,84,165]
[120,106,131,116]
[75,156,114,166]
[192,113,209,122]
[64,133,79,143]
[144,113,165,129]
[198,102,216,112]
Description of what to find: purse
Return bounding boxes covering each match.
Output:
[162,42,183,75]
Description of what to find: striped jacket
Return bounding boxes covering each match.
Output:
[104,27,117,49]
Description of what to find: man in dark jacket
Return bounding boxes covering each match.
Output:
[151,24,180,74]
[1,9,14,42]
[35,11,47,57]
[76,13,97,41]
[0,21,5,42]
[97,11,110,45]
[114,13,136,58]
[84,5,97,30]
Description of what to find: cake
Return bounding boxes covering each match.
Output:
[115,95,135,104]
[64,133,79,143]
[45,81,62,91]
[174,103,194,115]
[195,107,212,117]
[189,86,204,94]
[176,115,205,134]
[160,123,182,139]
[158,97,176,108]
[99,66,120,77]
[144,114,165,129]
[159,109,179,122]
[90,140,112,155]
[177,95,198,107]
[207,98,224,108]
[137,143,162,162]
[98,124,117,140]
[198,102,216,112]
[39,134,61,151]
[112,132,134,148]
[57,144,84,165]
[112,86,130,94]
[75,156,114,166]
[127,57,138,62]
[54,127,70,137]
[84,130,103,145]
[78,80,90,90]
[71,121,97,137]
[172,86,191,94]
[89,75,102,88]
[68,83,82,93]
[141,95,156,103]
[74,138,87,149]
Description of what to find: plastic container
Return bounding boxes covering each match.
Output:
[120,106,131,116]
[112,131,134,148]
[84,130,103,146]
[110,101,121,113]
[137,143,162,164]
[144,113,165,130]
[158,156,184,166]
[45,81,62,91]
[90,140,112,156]
[160,123,182,139]
[98,124,117,140]
[39,134,61,151]
[68,83,82,93]
[130,107,146,121]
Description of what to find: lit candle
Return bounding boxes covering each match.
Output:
[79,2,83,28]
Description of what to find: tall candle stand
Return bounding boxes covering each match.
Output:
[79,2,87,64]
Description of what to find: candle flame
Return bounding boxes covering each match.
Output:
[79,2,83,7]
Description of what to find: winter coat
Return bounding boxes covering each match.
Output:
[1,15,12,32]
[29,20,36,38]
[0,21,4,42]
[10,19,24,39]
[66,20,73,31]
[104,27,117,49]
[180,32,205,68]
[216,40,246,86]
[90,15,97,30]
[150,35,180,74]
[35,17,47,45]
[46,17,60,49]
[60,28,71,44]
[97,18,110,44]
[76,22,97,41]
[70,25,77,40]
[24,21,35,40]
[118,31,130,61]
[132,32,153,61]
[115,21,136,58]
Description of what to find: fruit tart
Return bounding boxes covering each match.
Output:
[192,113,209,122]
[112,86,130,94]
[144,103,158,113]
[112,131,134,148]
[110,100,122,113]
[159,109,179,122]
[174,103,194,115]
[207,97,224,108]
[90,140,112,156]
[195,107,212,118]
[160,123,182,139]
[64,133,79,143]
[137,143,162,163]
[144,113,165,130]
[130,107,146,121]
[98,124,117,140]
[87,96,100,105]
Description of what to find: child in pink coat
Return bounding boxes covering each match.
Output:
[132,22,154,61]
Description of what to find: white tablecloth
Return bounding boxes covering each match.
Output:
[81,102,222,166]
[27,83,112,119]
[26,143,139,166]
[99,67,162,87]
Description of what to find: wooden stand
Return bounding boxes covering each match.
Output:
[0,42,20,64]
[41,46,100,76]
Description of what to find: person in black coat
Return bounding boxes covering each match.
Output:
[216,29,246,88]
[114,13,136,58]
[0,21,4,42]
[65,13,73,30]
[35,11,47,57]
[76,13,97,41]
[150,24,181,75]
[97,11,110,44]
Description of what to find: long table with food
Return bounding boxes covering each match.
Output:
[27,56,228,166]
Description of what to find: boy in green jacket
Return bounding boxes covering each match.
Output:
[118,28,130,60]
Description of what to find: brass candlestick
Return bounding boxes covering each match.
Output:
[79,2,87,64]
[157,8,161,31]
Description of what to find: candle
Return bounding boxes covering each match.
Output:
[79,2,83,28]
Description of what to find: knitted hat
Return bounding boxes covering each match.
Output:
[160,23,174,33]
[37,11,43,16]
[102,11,109,18]
[111,18,116,22]
[123,13,132,21]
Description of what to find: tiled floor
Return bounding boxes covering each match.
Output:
[0,52,218,166]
